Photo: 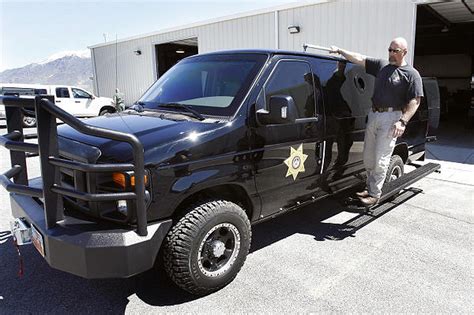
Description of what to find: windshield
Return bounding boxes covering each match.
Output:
[139,53,268,116]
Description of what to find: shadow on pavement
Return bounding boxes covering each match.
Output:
[0,187,422,309]
[0,235,135,313]
[250,187,423,252]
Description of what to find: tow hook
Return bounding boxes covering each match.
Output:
[10,218,32,277]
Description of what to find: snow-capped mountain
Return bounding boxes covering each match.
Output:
[0,50,93,90]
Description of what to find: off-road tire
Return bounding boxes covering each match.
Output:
[163,199,251,296]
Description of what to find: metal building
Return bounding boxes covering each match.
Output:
[89,0,473,116]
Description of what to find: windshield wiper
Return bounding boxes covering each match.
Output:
[157,102,205,121]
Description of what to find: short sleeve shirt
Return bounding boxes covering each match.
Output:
[366,58,423,110]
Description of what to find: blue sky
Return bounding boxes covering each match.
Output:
[0,0,299,71]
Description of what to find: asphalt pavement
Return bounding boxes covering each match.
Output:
[0,126,472,313]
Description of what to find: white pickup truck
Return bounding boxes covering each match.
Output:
[0,84,116,127]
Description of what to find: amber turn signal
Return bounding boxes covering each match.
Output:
[113,172,148,188]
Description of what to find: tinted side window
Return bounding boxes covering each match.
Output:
[265,61,315,119]
[34,89,47,95]
[56,88,70,98]
[312,60,374,131]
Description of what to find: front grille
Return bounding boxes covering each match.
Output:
[58,154,129,223]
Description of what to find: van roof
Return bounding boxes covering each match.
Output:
[186,49,348,63]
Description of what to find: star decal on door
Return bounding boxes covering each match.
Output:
[284,144,308,180]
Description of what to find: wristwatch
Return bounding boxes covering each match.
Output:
[399,118,408,127]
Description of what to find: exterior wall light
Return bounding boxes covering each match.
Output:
[133,49,142,55]
[288,25,300,34]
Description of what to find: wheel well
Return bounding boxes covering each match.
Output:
[393,143,409,164]
[175,185,254,221]
[99,106,116,114]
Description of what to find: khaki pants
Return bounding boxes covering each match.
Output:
[363,110,402,198]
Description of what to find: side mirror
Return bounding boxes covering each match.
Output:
[256,95,297,125]
[90,95,96,99]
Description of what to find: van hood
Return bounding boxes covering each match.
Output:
[58,112,226,164]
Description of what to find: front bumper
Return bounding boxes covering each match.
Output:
[10,192,172,279]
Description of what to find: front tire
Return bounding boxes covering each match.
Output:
[163,200,251,296]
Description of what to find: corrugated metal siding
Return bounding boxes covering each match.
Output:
[92,0,417,105]
[93,12,275,104]
[278,0,416,61]
[93,37,156,104]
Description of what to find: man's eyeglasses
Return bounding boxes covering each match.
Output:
[388,48,404,53]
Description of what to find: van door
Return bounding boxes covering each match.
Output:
[251,57,326,218]
[55,87,79,116]
[310,59,374,187]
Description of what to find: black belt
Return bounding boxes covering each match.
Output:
[372,106,395,113]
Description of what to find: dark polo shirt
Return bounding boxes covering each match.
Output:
[366,58,423,110]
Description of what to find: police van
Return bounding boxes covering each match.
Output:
[0,49,440,295]
[0,83,116,127]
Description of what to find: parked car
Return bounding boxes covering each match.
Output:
[1,50,440,296]
[0,83,115,127]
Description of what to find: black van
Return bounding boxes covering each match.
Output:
[1,50,440,295]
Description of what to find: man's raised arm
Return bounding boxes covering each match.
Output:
[330,46,367,67]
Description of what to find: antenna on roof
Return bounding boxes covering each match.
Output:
[303,43,333,53]
[115,34,118,91]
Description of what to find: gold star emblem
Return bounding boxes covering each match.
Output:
[284,144,308,180]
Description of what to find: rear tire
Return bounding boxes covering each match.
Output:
[384,155,404,201]
[163,199,251,296]
[385,155,404,184]
[99,108,114,116]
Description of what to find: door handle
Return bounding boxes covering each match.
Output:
[56,100,61,103]
[315,141,326,173]
[75,101,80,103]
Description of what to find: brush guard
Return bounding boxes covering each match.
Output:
[0,95,148,236]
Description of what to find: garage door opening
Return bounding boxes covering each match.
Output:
[155,38,198,78]
[414,2,474,145]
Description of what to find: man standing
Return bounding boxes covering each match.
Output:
[330,37,424,206]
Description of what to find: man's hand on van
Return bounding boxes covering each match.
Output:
[329,46,340,54]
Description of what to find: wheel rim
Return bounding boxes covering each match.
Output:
[390,165,402,181]
[197,223,241,278]
[23,116,36,127]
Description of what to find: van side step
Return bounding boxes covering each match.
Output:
[379,162,441,203]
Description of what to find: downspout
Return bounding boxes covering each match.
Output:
[91,48,100,96]
[275,10,279,49]
[410,1,418,65]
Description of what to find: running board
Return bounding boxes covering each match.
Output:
[379,162,441,203]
